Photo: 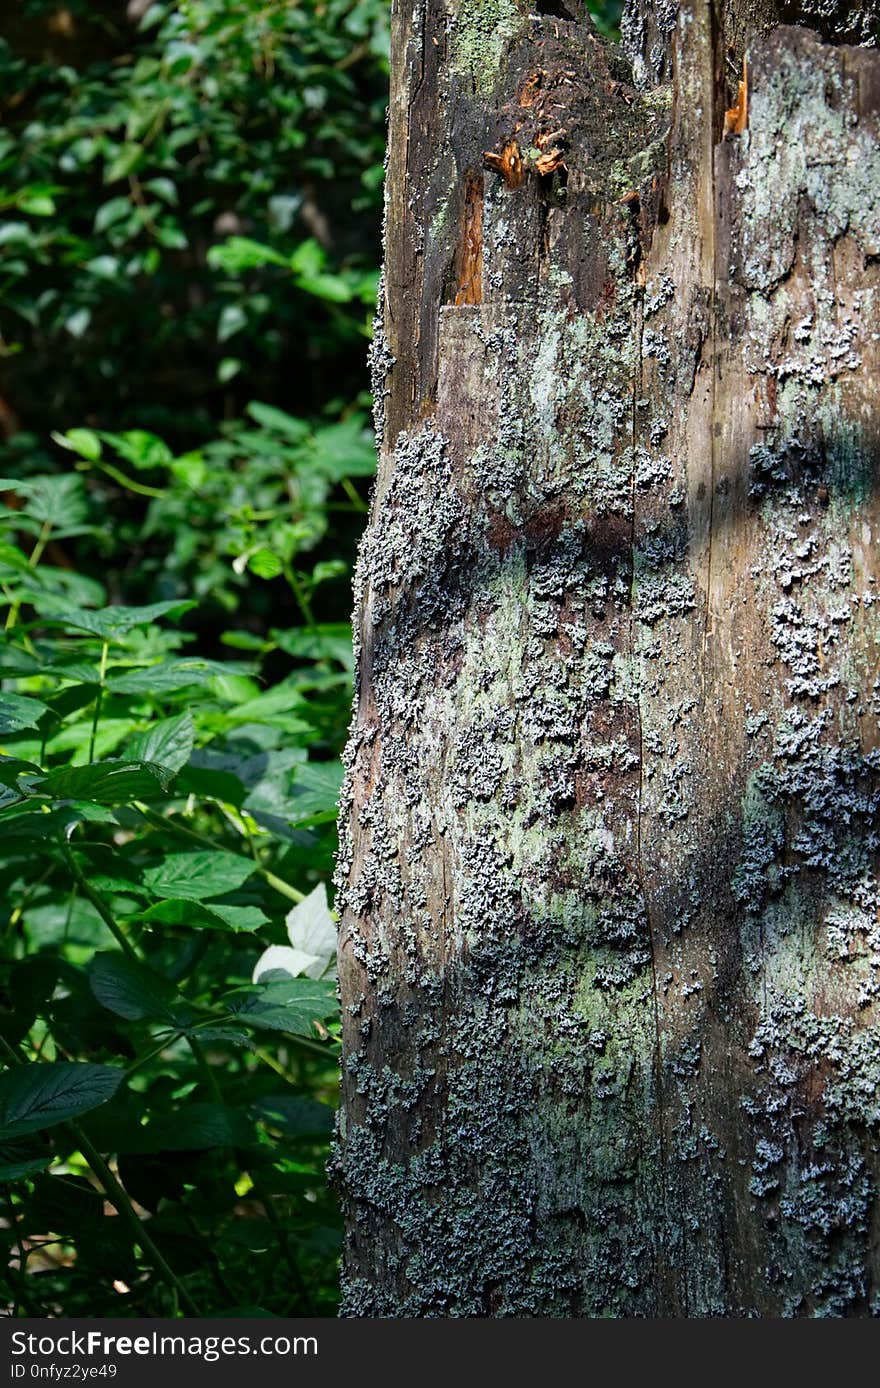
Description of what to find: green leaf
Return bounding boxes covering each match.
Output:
[101,429,173,471]
[56,801,119,828]
[137,898,268,932]
[143,850,257,902]
[169,452,207,490]
[0,1151,54,1181]
[0,756,42,788]
[173,764,246,807]
[0,473,88,526]
[127,712,193,775]
[105,427,170,471]
[229,977,337,1039]
[84,255,120,280]
[204,904,268,931]
[105,142,143,183]
[34,760,174,804]
[94,196,133,233]
[218,303,246,342]
[309,417,376,479]
[0,692,49,733]
[245,401,309,440]
[110,659,224,695]
[51,427,102,460]
[218,357,242,384]
[274,623,353,669]
[247,548,283,580]
[207,237,288,273]
[43,599,196,640]
[127,1104,255,1153]
[64,308,92,340]
[88,953,177,1021]
[144,177,177,206]
[0,1062,124,1139]
[18,191,56,217]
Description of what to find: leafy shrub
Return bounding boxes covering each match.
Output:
[0,403,368,1317]
[0,0,388,436]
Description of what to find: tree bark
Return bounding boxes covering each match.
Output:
[335,0,880,1316]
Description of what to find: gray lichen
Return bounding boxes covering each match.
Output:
[336,3,880,1320]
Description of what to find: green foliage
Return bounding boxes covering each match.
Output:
[0,446,356,1316]
[0,0,388,435]
[50,401,374,613]
[587,0,623,40]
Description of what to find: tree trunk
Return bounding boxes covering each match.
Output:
[334,0,880,1316]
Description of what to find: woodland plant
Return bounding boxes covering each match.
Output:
[0,407,371,1316]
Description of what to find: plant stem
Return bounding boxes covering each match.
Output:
[1,1034,199,1315]
[88,640,109,763]
[81,459,165,499]
[28,519,53,570]
[251,1176,316,1316]
[283,562,315,629]
[61,842,138,961]
[4,520,52,630]
[124,1034,177,1078]
[71,1123,201,1317]
[186,1036,222,1103]
[339,477,368,511]
[261,867,306,904]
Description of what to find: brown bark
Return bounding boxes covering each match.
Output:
[335,0,880,1315]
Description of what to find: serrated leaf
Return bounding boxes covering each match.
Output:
[229,977,337,1038]
[247,548,283,580]
[42,599,196,640]
[88,952,176,1021]
[0,692,49,733]
[138,898,267,932]
[143,849,257,902]
[0,1062,124,1139]
[110,658,226,694]
[0,473,88,526]
[127,712,193,775]
[34,760,173,804]
[101,429,173,471]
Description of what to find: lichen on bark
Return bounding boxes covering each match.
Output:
[335,0,880,1316]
